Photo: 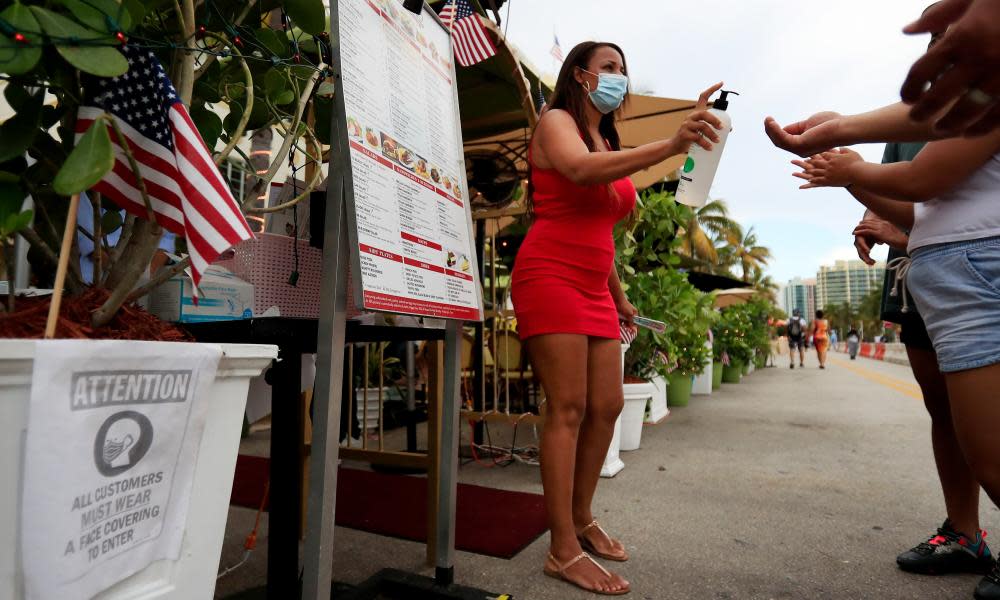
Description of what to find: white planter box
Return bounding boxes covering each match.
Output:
[620,381,655,452]
[600,415,625,478]
[645,375,670,424]
[601,344,628,478]
[0,340,277,600]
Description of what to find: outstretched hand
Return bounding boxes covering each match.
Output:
[764,111,842,157]
[791,148,863,189]
[900,0,1000,136]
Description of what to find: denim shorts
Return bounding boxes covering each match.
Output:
[908,236,1000,373]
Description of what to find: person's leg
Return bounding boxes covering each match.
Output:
[527,334,627,593]
[799,345,805,366]
[946,363,1000,512]
[909,347,981,539]
[572,338,627,558]
[946,364,1000,598]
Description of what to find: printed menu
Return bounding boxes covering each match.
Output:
[339,0,482,321]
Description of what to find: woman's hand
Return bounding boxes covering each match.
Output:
[668,82,725,155]
[792,148,863,188]
[615,296,638,327]
[852,219,910,252]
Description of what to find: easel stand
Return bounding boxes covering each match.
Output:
[301,1,493,593]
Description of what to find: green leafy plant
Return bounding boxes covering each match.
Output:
[0,0,328,327]
[355,342,401,389]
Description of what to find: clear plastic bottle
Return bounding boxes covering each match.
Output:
[676,90,738,207]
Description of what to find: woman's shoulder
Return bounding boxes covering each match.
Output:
[537,108,576,132]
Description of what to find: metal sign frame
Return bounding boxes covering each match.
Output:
[302,2,469,598]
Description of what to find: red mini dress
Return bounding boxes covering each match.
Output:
[511,146,636,341]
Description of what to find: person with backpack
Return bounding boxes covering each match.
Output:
[786,309,807,369]
[846,326,861,360]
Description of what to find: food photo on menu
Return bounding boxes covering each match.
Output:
[365,127,379,148]
[380,133,399,162]
[415,157,430,180]
[396,145,417,171]
[347,116,362,138]
[430,166,441,184]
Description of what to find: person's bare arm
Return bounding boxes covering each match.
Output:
[765,103,953,158]
[608,267,636,326]
[793,153,916,229]
[901,0,1000,136]
[800,130,1000,202]
[537,83,724,186]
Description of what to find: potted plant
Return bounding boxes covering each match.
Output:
[614,191,688,428]
[715,305,754,383]
[0,0,325,597]
[711,330,725,389]
[661,282,715,407]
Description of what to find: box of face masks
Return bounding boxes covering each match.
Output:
[146,263,254,323]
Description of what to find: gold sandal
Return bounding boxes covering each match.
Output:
[543,552,630,596]
[577,520,629,562]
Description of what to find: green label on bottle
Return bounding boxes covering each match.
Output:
[683,156,695,173]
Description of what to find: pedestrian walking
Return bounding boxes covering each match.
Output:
[810,310,830,369]
[786,309,807,369]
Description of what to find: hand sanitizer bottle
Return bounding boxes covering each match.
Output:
[676,90,738,207]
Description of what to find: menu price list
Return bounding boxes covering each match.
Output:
[340,0,480,321]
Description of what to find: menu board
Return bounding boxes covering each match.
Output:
[338,0,483,321]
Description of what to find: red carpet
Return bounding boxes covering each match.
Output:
[230,455,548,559]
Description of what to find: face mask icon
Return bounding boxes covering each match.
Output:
[103,434,135,467]
[95,411,154,476]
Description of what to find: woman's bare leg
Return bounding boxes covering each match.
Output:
[527,334,627,593]
[572,338,627,557]
[945,363,1000,510]
[908,347,981,538]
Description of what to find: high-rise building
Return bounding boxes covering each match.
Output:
[815,260,885,310]
[783,277,816,317]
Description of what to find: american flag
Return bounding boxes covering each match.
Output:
[535,82,546,115]
[439,0,496,67]
[620,322,638,345]
[76,45,254,287]
[550,34,563,63]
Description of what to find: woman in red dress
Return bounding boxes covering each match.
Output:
[511,40,724,595]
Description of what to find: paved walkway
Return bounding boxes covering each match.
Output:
[216,351,997,599]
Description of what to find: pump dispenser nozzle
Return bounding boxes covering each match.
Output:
[713,90,739,111]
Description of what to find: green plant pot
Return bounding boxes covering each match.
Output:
[742,361,751,376]
[722,361,744,383]
[667,372,693,407]
[712,361,723,390]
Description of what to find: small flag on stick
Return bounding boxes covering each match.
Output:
[440,0,498,67]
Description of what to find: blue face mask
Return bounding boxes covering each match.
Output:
[583,69,628,114]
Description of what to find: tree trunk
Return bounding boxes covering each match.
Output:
[92,219,162,328]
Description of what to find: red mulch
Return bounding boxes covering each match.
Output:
[0,288,193,341]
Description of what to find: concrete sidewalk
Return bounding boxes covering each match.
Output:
[215,353,997,599]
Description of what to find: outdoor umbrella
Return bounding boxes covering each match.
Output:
[713,288,757,308]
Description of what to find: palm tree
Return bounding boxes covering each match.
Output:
[722,223,773,282]
[676,199,738,267]
[749,265,779,303]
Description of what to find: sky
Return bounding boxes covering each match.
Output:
[497,0,932,285]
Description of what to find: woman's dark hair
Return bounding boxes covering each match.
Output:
[815,310,824,319]
[526,41,629,220]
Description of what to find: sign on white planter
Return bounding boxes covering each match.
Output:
[21,341,222,600]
